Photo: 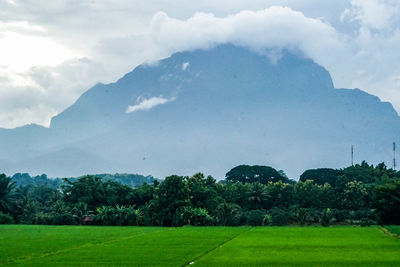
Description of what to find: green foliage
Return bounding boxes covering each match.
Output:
[187,173,220,212]
[153,175,190,226]
[0,211,14,224]
[340,181,369,210]
[268,208,290,226]
[96,205,142,226]
[247,182,268,210]
[245,209,266,226]
[3,161,399,227]
[374,180,400,224]
[321,208,333,226]
[294,180,324,208]
[341,161,399,185]
[226,165,288,184]
[264,181,294,209]
[263,214,272,225]
[216,202,242,226]
[62,175,135,210]
[177,206,215,226]
[300,168,341,185]
[12,173,62,188]
[93,173,158,187]
[296,208,312,225]
[0,174,16,213]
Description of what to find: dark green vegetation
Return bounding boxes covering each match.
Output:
[9,173,156,189]
[1,162,399,226]
[0,225,399,266]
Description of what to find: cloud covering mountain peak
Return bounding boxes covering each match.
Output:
[1,1,400,128]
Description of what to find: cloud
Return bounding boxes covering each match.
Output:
[146,8,344,70]
[1,1,400,128]
[93,6,345,86]
[341,0,399,30]
[126,96,176,113]
[182,62,190,71]
[0,58,106,128]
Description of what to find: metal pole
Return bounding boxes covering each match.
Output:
[351,145,354,166]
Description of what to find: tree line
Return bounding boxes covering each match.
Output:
[0,162,399,226]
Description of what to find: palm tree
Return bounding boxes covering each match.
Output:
[0,174,16,213]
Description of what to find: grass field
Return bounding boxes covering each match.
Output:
[0,225,399,266]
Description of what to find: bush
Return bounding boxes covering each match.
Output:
[269,208,290,226]
[178,207,215,226]
[246,209,266,226]
[351,209,378,226]
[52,213,78,225]
[321,208,333,226]
[331,209,351,223]
[34,212,54,225]
[264,214,272,225]
[95,205,143,226]
[0,212,14,224]
[296,208,310,225]
[374,180,400,224]
[216,203,242,226]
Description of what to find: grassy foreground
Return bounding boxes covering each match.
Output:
[0,225,399,266]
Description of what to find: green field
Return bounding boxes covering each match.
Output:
[0,225,399,266]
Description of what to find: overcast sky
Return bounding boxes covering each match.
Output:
[1,0,400,128]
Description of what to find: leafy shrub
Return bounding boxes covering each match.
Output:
[216,203,242,226]
[351,209,378,226]
[0,212,14,224]
[95,205,142,226]
[245,209,266,226]
[52,213,78,225]
[321,208,333,226]
[374,180,400,224]
[34,212,54,225]
[331,209,351,223]
[297,208,311,225]
[264,214,272,225]
[178,207,215,226]
[269,208,290,226]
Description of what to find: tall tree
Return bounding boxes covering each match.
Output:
[226,165,288,184]
[153,175,190,226]
[374,180,400,224]
[0,174,16,213]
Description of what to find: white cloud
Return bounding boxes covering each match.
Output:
[1,1,400,128]
[341,0,399,30]
[0,58,106,128]
[182,62,190,71]
[0,20,80,72]
[126,96,176,113]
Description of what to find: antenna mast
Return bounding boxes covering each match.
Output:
[351,145,354,166]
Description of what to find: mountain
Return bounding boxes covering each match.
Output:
[1,44,399,179]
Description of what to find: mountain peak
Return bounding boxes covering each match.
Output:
[1,44,398,178]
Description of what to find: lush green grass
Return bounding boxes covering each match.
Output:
[1,225,399,266]
[0,225,160,265]
[0,225,248,266]
[386,225,400,236]
[196,227,400,266]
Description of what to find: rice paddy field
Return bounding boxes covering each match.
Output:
[0,225,399,266]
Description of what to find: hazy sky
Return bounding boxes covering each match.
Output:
[1,0,400,128]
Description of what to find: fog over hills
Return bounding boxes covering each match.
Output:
[1,44,399,179]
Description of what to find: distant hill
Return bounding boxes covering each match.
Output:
[1,44,400,179]
[11,173,158,189]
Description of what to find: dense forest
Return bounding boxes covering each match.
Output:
[1,162,399,226]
